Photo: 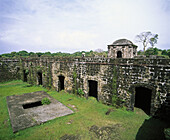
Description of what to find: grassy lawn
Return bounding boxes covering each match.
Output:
[0,81,168,140]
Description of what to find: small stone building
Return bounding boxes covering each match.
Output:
[108,39,138,58]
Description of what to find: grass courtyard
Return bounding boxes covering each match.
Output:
[0,81,168,140]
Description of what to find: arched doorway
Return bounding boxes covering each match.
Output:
[135,87,152,115]
[88,80,98,100]
[37,72,42,85]
[58,75,65,91]
[117,51,122,58]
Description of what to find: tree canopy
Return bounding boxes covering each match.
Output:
[0,50,108,58]
[135,31,158,52]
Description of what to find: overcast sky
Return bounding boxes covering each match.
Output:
[0,0,170,54]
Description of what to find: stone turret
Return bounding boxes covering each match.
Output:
[108,39,138,58]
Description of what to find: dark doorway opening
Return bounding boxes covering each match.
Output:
[117,51,122,58]
[88,80,98,99]
[58,76,65,91]
[135,87,152,115]
[23,101,42,109]
[37,72,42,85]
[23,70,28,82]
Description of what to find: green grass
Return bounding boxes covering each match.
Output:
[0,81,168,140]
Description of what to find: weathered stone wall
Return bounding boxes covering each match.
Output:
[115,58,170,116]
[107,39,137,58]
[0,57,169,117]
[20,57,54,88]
[108,46,136,58]
[0,58,21,82]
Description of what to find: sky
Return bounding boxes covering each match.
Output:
[0,0,170,54]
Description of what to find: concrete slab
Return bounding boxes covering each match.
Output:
[6,91,74,133]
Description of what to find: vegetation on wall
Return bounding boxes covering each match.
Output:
[111,66,118,106]
[73,65,77,95]
[77,88,85,97]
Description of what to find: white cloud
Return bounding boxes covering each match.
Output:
[0,0,170,54]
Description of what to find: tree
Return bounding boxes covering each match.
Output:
[17,50,29,57]
[149,34,158,47]
[135,31,158,52]
[161,50,167,55]
[36,52,43,57]
[145,47,158,56]
[167,49,170,57]
[95,48,104,53]
[137,50,144,55]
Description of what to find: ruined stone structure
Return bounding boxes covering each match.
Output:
[0,39,169,119]
[108,39,138,58]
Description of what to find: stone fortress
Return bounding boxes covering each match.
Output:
[0,39,169,119]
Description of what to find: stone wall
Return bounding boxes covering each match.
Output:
[115,58,170,116]
[0,58,21,82]
[0,57,169,117]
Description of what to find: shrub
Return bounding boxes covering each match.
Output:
[112,95,124,108]
[41,97,51,105]
[164,128,170,140]
[77,88,84,97]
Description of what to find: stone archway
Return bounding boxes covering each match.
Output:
[117,51,122,58]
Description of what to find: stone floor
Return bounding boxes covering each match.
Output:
[6,91,74,133]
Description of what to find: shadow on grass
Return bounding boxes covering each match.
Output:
[136,117,170,140]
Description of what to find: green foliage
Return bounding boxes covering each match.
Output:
[41,97,51,105]
[167,49,170,57]
[164,128,170,140]
[112,67,117,95]
[73,65,77,95]
[0,50,108,58]
[25,69,29,74]
[137,50,144,55]
[149,34,158,47]
[112,95,124,108]
[145,47,159,56]
[135,31,158,52]
[77,88,84,96]
[111,67,124,107]
[137,48,169,58]
[161,50,167,55]
[0,81,167,140]
[112,95,119,107]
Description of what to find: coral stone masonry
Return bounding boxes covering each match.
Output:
[1,39,170,120]
[108,39,138,58]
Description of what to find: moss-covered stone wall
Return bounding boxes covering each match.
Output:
[0,58,21,82]
[0,57,169,117]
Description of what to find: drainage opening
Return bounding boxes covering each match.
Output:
[135,87,152,115]
[23,101,42,109]
[88,80,98,99]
